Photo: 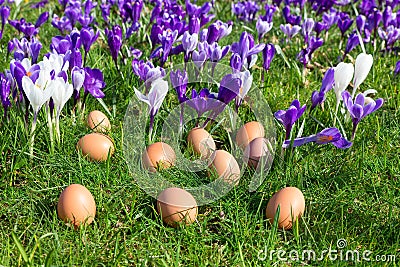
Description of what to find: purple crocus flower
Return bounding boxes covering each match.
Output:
[35,11,49,28]
[217,73,241,105]
[302,18,315,43]
[72,66,85,101]
[192,49,207,71]
[231,32,265,70]
[394,60,400,76]
[170,69,188,104]
[132,59,165,90]
[186,88,219,119]
[80,27,99,54]
[154,29,179,66]
[344,32,360,56]
[261,43,275,82]
[105,25,122,67]
[337,13,353,36]
[230,53,242,73]
[280,23,301,40]
[256,17,273,41]
[0,6,10,39]
[274,99,306,140]
[310,68,335,111]
[52,15,72,34]
[282,6,301,25]
[208,42,230,63]
[0,73,11,118]
[182,31,198,61]
[189,16,200,34]
[342,91,384,140]
[83,67,106,98]
[282,127,352,149]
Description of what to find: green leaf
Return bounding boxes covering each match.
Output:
[11,232,29,264]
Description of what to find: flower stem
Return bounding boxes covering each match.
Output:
[55,110,61,144]
[29,112,38,159]
[46,106,54,154]
[333,99,340,126]
[351,123,358,141]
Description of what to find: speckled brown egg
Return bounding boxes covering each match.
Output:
[142,142,176,172]
[57,184,96,227]
[236,121,265,149]
[87,110,111,133]
[157,187,198,227]
[266,187,305,229]
[187,127,216,159]
[243,137,273,170]
[210,150,241,185]
[77,133,114,161]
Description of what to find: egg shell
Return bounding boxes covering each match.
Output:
[142,142,176,172]
[187,127,216,159]
[77,133,114,161]
[57,184,96,227]
[266,187,305,229]
[157,187,198,227]
[210,150,241,185]
[87,110,111,133]
[236,121,265,149]
[243,137,273,170]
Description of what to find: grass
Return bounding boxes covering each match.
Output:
[1,0,400,266]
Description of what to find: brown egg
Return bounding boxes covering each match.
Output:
[77,133,114,161]
[142,142,176,172]
[266,187,305,229]
[236,121,265,149]
[187,127,216,159]
[157,187,198,227]
[243,137,273,170]
[210,150,241,185]
[87,110,111,133]
[57,184,96,227]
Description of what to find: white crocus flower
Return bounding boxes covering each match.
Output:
[22,70,54,157]
[134,78,168,141]
[39,54,69,76]
[352,53,373,98]
[333,62,354,125]
[22,72,54,115]
[135,78,168,116]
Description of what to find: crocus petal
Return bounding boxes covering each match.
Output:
[334,62,354,95]
[134,88,150,106]
[353,53,373,92]
[354,93,365,106]
[282,135,317,148]
[352,104,363,119]
[331,138,353,149]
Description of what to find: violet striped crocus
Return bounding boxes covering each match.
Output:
[105,25,122,67]
[0,73,11,119]
[282,127,352,149]
[80,27,99,65]
[310,68,335,111]
[342,91,384,140]
[182,31,198,62]
[134,78,168,141]
[280,23,301,41]
[187,88,218,120]
[0,6,10,40]
[274,99,306,140]
[256,17,273,41]
[262,43,275,81]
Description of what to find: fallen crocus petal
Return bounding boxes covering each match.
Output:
[282,127,352,149]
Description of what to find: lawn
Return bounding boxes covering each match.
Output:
[0,0,399,266]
